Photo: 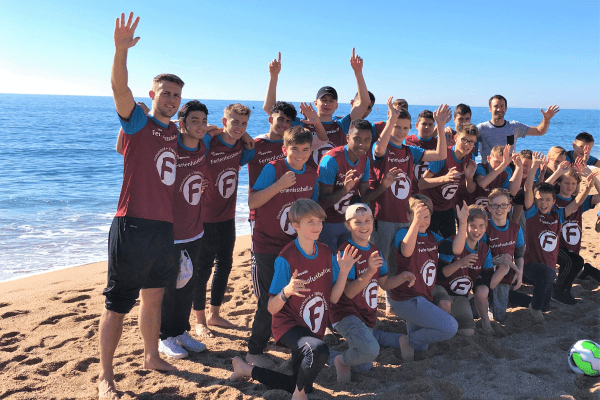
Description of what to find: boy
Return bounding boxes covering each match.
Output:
[371,97,409,142]
[419,124,479,238]
[328,203,416,382]
[511,150,537,229]
[388,195,459,361]
[364,98,449,315]
[459,145,521,207]
[443,103,473,147]
[194,103,255,337]
[229,199,358,400]
[246,126,320,368]
[484,188,526,323]
[262,49,371,170]
[566,132,600,167]
[546,167,600,304]
[159,100,212,359]
[317,119,372,252]
[434,205,500,335]
[405,110,441,187]
[543,146,567,181]
[523,152,597,322]
[99,12,181,397]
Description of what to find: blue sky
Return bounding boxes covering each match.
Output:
[1,1,598,109]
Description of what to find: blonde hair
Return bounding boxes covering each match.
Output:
[558,168,582,184]
[224,103,251,118]
[488,188,511,203]
[468,205,488,225]
[407,194,433,216]
[288,199,326,224]
[283,126,313,147]
[489,146,505,158]
[547,146,566,160]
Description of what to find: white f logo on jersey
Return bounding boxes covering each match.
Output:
[312,143,334,166]
[450,277,472,296]
[391,172,410,199]
[441,184,459,200]
[561,222,581,246]
[414,162,429,182]
[334,192,353,214]
[475,197,489,207]
[157,150,176,186]
[218,171,238,199]
[539,231,558,252]
[364,281,379,309]
[421,260,436,287]
[303,295,325,334]
[183,175,203,205]
[279,205,295,235]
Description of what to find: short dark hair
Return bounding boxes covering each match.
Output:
[397,109,411,121]
[417,110,434,124]
[393,99,409,110]
[489,95,507,108]
[575,132,594,143]
[519,149,533,160]
[456,123,479,138]
[533,182,557,201]
[454,103,472,117]
[283,126,313,147]
[354,91,376,104]
[178,100,208,122]
[349,118,373,134]
[153,73,184,89]
[270,101,297,120]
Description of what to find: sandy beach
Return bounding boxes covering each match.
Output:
[1,215,599,400]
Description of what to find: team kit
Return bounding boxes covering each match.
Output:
[98,12,600,400]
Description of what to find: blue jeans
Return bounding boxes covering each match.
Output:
[318,222,350,253]
[389,296,458,351]
[491,283,510,322]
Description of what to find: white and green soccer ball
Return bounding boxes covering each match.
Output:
[568,340,600,377]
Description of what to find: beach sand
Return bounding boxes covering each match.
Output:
[1,216,599,399]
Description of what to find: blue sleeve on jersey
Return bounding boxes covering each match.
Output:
[337,114,352,135]
[428,159,445,175]
[361,157,370,182]
[291,117,305,128]
[500,167,513,189]
[588,155,598,166]
[516,227,525,248]
[483,249,494,269]
[311,181,319,202]
[332,255,340,285]
[474,164,487,178]
[556,207,566,224]
[408,145,426,164]
[533,168,541,182]
[432,231,444,243]
[119,104,148,135]
[269,257,292,294]
[240,148,255,166]
[438,253,454,263]
[318,155,339,185]
[582,195,593,213]
[379,254,389,276]
[371,124,378,139]
[524,204,539,219]
[394,228,409,250]
[202,135,212,155]
[252,163,277,191]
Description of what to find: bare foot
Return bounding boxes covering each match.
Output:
[334,354,351,383]
[245,353,275,369]
[98,379,119,400]
[457,328,475,336]
[196,324,215,338]
[398,334,414,362]
[144,355,178,371]
[229,356,254,381]
[323,327,340,346]
[385,305,399,318]
[207,315,237,329]
[528,303,545,324]
[481,322,494,335]
[291,387,308,400]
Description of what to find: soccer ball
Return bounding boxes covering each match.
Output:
[568,340,600,377]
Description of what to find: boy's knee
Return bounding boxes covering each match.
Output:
[475,286,489,301]
[439,300,451,313]
[313,342,330,365]
[363,340,380,360]
[445,316,459,338]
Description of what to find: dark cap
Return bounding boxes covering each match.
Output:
[316,86,338,100]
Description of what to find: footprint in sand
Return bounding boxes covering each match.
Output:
[39,313,78,325]
[48,337,78,350]
[62,294,91,303]
[0,302,11,308]
[1,310,29,318]
[74,357,99,373]
[228,308,254,317]
[36,361,68,376]
[74,313,100,322]
[21,357,43,366]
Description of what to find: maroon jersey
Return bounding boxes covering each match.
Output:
[391,230,442,302]
[373,121,386,144]
[201,136,246,223]
[420,147,472,212]
[247,135,285,221]
[116,107,179,222]
[329,241,387,328]
[485,220,522,285]
[438,237,488,296]
[271,241,334,344]
[456,164,510,207]
[555,195,589,254]
[172,141,207,242]
[370,144,419,223]
[253,159,318,254]
[405,134,438,191]
[524,205,564,269]
[318,146,369,224]
[304,120,347,170]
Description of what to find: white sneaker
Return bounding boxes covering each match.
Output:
[175,331,207,353]
[159,337,188,359]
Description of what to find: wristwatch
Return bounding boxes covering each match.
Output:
[280,290,289,302]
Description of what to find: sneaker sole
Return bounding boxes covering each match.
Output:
[159,350,188,359]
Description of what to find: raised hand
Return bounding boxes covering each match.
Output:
[512,152,523,168]
[414,203,429,225]
[532,151,546,168]
[433,104,451,126]
[269,52,282,76]
[277,171,296,190]
[584,170,600,187]
[444,166,462,183]
[350,47,363,73]
[464,160,477,180]
[114,12,140,50]
[455,201,469,222]
[501,144,512,166]
[557,160,571,174]
[382,167,402,188]
[460,253,479,267]
[284,269,311,298]
[343,170,360,192]
[367,251,383,276]
[445,127,456,147]
[337,245,361,275]
[541,105,560,120]
[387,96,400,120]
[299,102,319,124]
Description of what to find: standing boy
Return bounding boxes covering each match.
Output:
[99,12,181,398]
[565,132,600,167]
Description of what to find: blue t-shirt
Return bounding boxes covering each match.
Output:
[269,239,340,294]
[318,145,370,185]
[343,239,389,279]
[252,160,319,201]
[474,164,512,189]
[565,150,598,166]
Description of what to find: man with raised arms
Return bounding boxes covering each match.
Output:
[99,12,180,399]
[476,95,559,161]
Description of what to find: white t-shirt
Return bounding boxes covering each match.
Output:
[476,120,529,160]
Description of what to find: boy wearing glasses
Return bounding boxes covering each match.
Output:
[418,124,479,238]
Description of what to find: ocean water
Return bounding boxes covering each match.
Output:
[0,94,598,282]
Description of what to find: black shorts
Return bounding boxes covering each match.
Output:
[475,269,495,288]
[103,216,178,314]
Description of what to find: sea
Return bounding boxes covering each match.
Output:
[0,93,598,283]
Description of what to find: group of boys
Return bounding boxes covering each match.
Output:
[100,12,600,400]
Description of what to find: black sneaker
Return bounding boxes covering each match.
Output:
[552,290,577,305]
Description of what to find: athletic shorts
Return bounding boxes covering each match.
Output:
[431,284,475,330]
[103,216,178,314]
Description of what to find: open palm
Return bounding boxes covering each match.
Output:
[114,12,140,50]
